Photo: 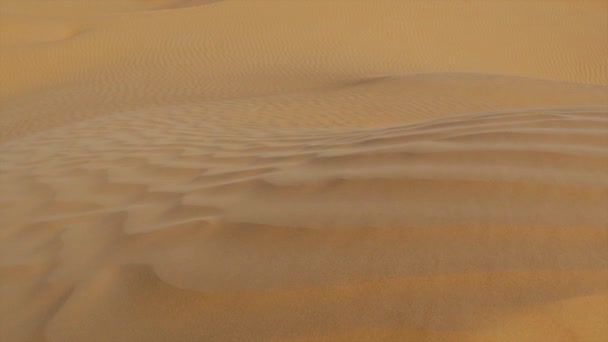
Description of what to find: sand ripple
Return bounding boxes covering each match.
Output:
[1,0,607,340]
[1,101,607,341]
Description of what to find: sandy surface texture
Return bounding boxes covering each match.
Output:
[1,0,607,341]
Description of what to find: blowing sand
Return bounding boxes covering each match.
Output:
[1,0,608,341]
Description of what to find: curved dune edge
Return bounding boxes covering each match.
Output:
[1,73,607,143]
[40,265,608,342]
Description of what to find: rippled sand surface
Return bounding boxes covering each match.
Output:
[1,1,607,341]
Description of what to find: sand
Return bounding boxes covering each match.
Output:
[1,0,607,341]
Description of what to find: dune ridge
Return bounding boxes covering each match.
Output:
[1,0,608,341]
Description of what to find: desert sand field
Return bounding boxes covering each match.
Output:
[1,0,607,341]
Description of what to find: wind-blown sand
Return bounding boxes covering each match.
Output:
[1,0,607,341]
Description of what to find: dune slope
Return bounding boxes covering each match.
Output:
[1,0,607,341]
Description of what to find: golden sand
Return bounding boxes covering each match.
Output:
[1,1,607,341]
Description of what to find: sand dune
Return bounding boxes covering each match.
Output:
[1,0,607,341]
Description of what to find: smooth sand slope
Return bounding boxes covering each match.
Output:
[1,1,608,341]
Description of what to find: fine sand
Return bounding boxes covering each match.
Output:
[1,1,607,341]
